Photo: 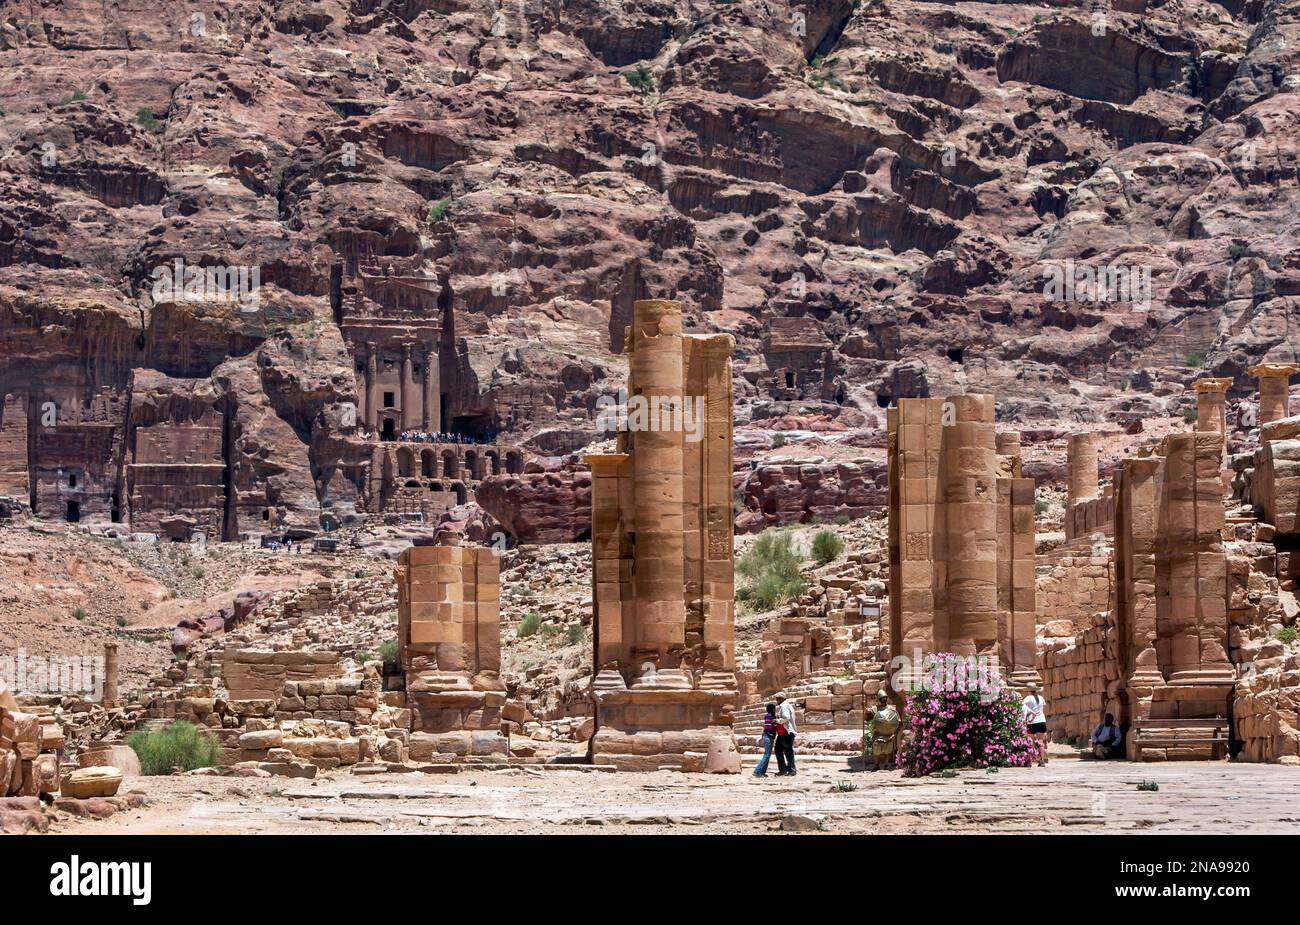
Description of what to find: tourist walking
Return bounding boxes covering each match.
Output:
[774,691,797,777]
[1022,682,1049,766]
[752,703,778,777]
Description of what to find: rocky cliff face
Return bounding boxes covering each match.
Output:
[1,0,1296,534]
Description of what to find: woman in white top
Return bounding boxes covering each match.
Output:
[1021,683,1048,767]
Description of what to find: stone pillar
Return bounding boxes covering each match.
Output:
[102,641,119,708]
[1250,363,1299,425]
[887,399,944,686]
[585,298,738,771]
[1156,433,1235,687]
[1000,476,1040,686]
[995,430,1022,478]
[422,347,439,431]
[628,299,686,678]
[400,344,414,430]
[941,394,999,657]
[1067,432,1098,508]
[0,393,29,500]
[365,345,378,431]
[1116,456,1163,736]
[395,541,506,749]
[1193,378,1232,436]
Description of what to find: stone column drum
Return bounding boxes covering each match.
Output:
[1067,432,1098,508]
[1250,363,1299,425]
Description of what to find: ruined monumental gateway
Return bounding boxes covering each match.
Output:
[585,299,739,771]
[886,394,1039,689]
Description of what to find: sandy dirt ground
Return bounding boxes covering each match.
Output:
[54,752,1300,836]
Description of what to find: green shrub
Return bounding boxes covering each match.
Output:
[737,530,807,611]
[811,530,844,566]
[126,722,218,775]
[1278,626,1298,644]
[566,623,585,646]
[771,432,787,448]
[624,64,655,94]
[355,650,375,664]
[1033,499,1049,516]
[427,198,452,223]
[191,566,205,579]
[378,639,399,663]
[59,90,87,105]
[1186,352,1205,368]
[517,612,543,637]
[117,616,128,627]
[540,622,562,638]
[1183,407,1199,424]
[1137,780,1159,792]
[72,607,86,621]
[134,108,160,131]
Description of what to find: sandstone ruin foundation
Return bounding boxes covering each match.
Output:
[586,299,738,770]
[395,541,508,759]
[886,395,1038,687]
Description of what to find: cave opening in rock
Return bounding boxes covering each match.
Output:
[110,493,120,523]
[876,393,892,408]
[65,500,80,522]
[381,418,396,441]
[947,347,965,364]
[452,413,494,442]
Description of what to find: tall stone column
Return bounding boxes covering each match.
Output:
[1067,432,1098,508]
[1250,363,1299,425]
[887,399,943,685]
[941,395,999,657]
[365,345,378,431]
[1193,378,1232,436]
[401,344,414,430]
[1156,433,1235,687]
[422,347,439,431]
[1117,456,1163,725]
[102,641,119,708]
[629,299,686,678]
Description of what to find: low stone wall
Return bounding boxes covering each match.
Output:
[220,649,343,701]
[1039,617,1116,743]
[1064,494,1114,540]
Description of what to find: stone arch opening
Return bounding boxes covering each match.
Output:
[506,450,523,474]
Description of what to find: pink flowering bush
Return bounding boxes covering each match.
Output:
[896,654,1038,777]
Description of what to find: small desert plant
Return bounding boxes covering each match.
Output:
[624,63,655,94]
[134,108,161,131]
[1186,352,1205,368]
[1278,626,1298,644]
[771,432,787,448]
[540,622,562,638]
[191,566,205,579]
[116,616,128,627]
[565,623,585,646]
[378,639,399,663]
[830,780,857,792]
[59,90,88,105]
[1034,499,1049,516]
[354,569,369,579]
[737,530,807,610]
[126,721,218,775]
[937,769,959,778]
[72,607,86,621]
[811,530,844,566]
[517,612,543,637]
[427,198,452,223]
[354,650,375,664]
[1137,780,1159,792]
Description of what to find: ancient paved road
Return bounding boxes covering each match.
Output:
[63,755,1300,835]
